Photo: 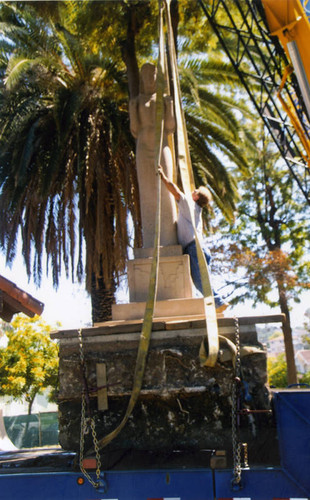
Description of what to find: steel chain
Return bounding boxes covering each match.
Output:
[231,317,242,488]
[90,416,102,480]
[78,329,102,489]
[242,442,249,468]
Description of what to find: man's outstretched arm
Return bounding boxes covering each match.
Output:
[158,165,182,201]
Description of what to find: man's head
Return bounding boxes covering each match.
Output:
[192,186,212,209]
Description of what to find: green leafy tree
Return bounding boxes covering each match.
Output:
[267,354,288,388]
[0,315,58,414]
[214,131,310,385]
[300,371,310,386]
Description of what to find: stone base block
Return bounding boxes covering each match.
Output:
[112,297,205,321]
[58,393,278,466]
[128,253,194,302]
[55,316,279,464]
[134,245,183,259]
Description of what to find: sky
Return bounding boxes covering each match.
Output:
[1,251,309,331]
[0,253,92,330]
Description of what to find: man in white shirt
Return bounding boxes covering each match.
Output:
[158,165,228,312]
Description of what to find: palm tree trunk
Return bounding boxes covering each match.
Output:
[91,274,115,324]
[121,4,141,99]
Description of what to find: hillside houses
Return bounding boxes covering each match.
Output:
[295,350,310,374]
[257,323,310,374]
[267,326,308,356]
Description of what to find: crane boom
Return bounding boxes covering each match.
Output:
[262,0,310,121]
[199,0,310,205]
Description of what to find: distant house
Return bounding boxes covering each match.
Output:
[268,335,285,356]
[295,350,310,374]
[266,326,309,359]
[293,326,309,351]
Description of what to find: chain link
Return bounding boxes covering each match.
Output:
[90,416,102,480]
[231,317,242,488]
[242,442,249,468]
[78,329,102,489]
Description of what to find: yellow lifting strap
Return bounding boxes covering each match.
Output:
[93,0,219,454]
[93,1,166,453]
[164,0,219,367]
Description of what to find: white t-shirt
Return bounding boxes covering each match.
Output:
[177,192,203,249]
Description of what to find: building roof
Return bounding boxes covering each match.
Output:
[0,275,44,322]
[296,349,310,363]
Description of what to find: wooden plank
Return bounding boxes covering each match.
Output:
[51,314,285,340]
[0,275,44,317]
[96,363,108,411]
[237,314,285,325]
[51,320,166,339]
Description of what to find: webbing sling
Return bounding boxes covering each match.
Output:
[93,1,166,453]
[93,0,219,454]
[164,0,219,367]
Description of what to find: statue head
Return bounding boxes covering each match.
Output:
[140,63,157,95]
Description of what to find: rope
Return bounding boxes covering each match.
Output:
[164,0,219,367]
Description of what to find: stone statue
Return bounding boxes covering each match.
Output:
[129,62,178,248]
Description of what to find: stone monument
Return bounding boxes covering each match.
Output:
[119,62,196,318]
[129,62,177,248]
[53,62,280,467]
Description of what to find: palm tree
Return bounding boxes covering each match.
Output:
[0,1,251,322]
[0,2,141,322]
[180,57,252,219]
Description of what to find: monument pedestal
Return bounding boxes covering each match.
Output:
[113,297,206,321]
[128,254,193,302]
[115,244,201,321]
[53,314,282,465]
[53,244,282,466]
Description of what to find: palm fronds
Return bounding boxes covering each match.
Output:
[0,1,139,295]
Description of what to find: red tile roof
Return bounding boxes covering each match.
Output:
[0,275,44,322]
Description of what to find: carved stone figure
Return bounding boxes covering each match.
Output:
[129,63,177,248]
